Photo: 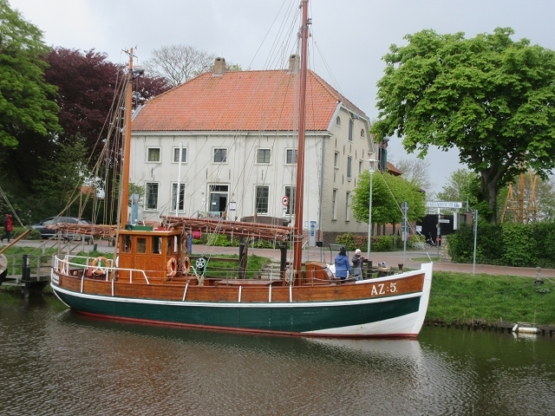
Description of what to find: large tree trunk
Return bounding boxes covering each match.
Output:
[481,172,499,224]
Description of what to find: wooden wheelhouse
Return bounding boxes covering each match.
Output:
[117,226,187,281]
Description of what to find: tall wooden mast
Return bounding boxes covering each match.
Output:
[293,0,309,272]
[119,48,134,229]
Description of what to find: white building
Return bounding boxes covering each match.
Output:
[131,57,375,244]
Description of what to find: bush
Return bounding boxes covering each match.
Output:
[448,221,555,268]
[335,233,402,252]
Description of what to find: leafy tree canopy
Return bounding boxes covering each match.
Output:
[45,48,170,157]
[0,0,59,147]
[352,170,425,226]
[371,28,555,223]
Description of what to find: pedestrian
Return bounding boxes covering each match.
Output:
[334,246,352,280]
[351,248,366,281]
[1,213,13,243]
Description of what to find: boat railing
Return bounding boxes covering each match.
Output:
[54,255,151,285]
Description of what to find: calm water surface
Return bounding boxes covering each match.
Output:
[1,293,554,415]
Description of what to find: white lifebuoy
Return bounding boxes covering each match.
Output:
[58,259,69,275]
[167,258,177,278]
[90,256,110,275]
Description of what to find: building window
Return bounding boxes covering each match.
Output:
[336,116,341,126]
[348,119,353,141]
[255,186,269,214]
[347,156,352,180]
[257,148,271,164]
[214,148,227,163]
[147,148,160,162]
[173,147,187,163]
[345,192,350,221]
[359,160,363,174]
[332,189,337,220]
[285,186,296,215]
[334,152,339,169]
[360,128,365,138]
[145,182,159,210]
[286,149,298,164]
[171,183,185,211]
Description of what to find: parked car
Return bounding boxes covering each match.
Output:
[31,216,92,241]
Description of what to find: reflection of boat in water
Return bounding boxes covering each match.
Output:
[50,0,432,339]
[305,337,424,360]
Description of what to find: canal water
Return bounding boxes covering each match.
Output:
[1,293,554,416]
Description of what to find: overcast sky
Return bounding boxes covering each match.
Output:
[9,0,555,195]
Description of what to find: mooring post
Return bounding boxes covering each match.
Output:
[239,242,247,279]
[22,254,30,299]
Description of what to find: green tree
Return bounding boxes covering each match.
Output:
[352,170,425,230]
[371,28,555,223]
[0,0,59,148]
[34,138,90,217]
[437,169,481,207]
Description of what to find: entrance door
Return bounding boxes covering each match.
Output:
[209,185,228,218]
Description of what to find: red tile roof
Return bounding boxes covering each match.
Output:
[132,69,367,132]
[387,162,402,176]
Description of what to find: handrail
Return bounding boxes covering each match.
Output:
[54,255,151,285]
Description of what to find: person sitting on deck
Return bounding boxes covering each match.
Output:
[334,246,352,280]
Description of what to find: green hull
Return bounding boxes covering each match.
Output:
[53,286,422,336]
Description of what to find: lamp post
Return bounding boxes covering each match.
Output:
[367,156,376,260]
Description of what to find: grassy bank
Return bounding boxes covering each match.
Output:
[428,271,555,325]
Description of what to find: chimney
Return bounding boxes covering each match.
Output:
[288,54,300,74]
[213,57,226,76]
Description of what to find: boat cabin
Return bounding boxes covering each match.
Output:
[117,226,187,281]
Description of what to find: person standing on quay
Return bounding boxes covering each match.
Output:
[1,213,13,243]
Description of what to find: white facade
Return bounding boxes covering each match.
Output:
[130,106,374,243]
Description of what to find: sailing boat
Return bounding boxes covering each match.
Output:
[50,0,432,338]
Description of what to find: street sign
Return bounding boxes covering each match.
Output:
[439,219,450,223]
[426,201,463,209]
[282,196,289,206]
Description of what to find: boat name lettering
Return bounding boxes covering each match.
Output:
[370,282,397,296]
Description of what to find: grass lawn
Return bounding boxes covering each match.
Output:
[428,271,555,325]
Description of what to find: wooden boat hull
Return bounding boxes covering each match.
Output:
[51,263,432,338]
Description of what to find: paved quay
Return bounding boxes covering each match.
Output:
[11,239,555,278]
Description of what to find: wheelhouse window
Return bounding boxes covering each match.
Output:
[145,182,159,210]
[123,235,132,253]
[152,237,162,254]
[137,238,146,254]
[285,186,296,215]
[173,147,187,163]
[147,148,161,162]
[286,149,298,165]
[172,183,185,211]
[255,186,269,214]
[213,148,227,163]
[257,148,271,164]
